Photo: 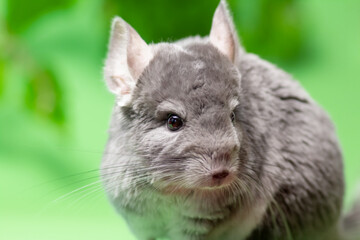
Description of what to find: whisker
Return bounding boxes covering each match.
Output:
[66,185,106,213]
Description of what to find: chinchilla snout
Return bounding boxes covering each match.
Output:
[210,144,240,163]
[176,131,241,188]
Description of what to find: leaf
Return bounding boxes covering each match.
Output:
[24,66,65,125]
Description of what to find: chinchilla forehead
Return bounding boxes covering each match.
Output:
[132,42,242,118]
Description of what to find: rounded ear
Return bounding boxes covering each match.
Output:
[209,0,242,63]
[104,17,152,104]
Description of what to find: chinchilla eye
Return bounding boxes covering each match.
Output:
[167,114,183,131]
[231,111,236,122]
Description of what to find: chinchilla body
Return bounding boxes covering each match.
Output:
[101,1,352,240]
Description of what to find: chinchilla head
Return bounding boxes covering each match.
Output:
[102,1,257,201]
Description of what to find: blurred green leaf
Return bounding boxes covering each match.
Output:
[24,66,65,125]
[6,0,75,33]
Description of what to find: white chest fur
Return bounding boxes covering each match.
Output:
[111,186,268,240]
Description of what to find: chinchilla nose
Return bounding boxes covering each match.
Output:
[212,169,229,180]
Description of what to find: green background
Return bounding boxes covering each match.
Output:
[1,0,359,239]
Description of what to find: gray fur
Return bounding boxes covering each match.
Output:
[101,1,349,239]
[341,193,360,240]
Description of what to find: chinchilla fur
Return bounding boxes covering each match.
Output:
[101,1,359,239]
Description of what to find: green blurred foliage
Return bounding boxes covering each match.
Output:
[230,0,304,63]
[0,0,359,239]
[6,0,76,33]
[24,66,65,125]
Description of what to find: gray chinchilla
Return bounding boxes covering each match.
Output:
[101,1,360,239]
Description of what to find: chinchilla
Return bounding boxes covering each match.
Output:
[101,1,359,239]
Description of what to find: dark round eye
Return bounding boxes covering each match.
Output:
[167,114,184,131]
[230,111,236,122]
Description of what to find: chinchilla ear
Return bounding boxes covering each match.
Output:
[209,0,241,63]
[104,17,152,104]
